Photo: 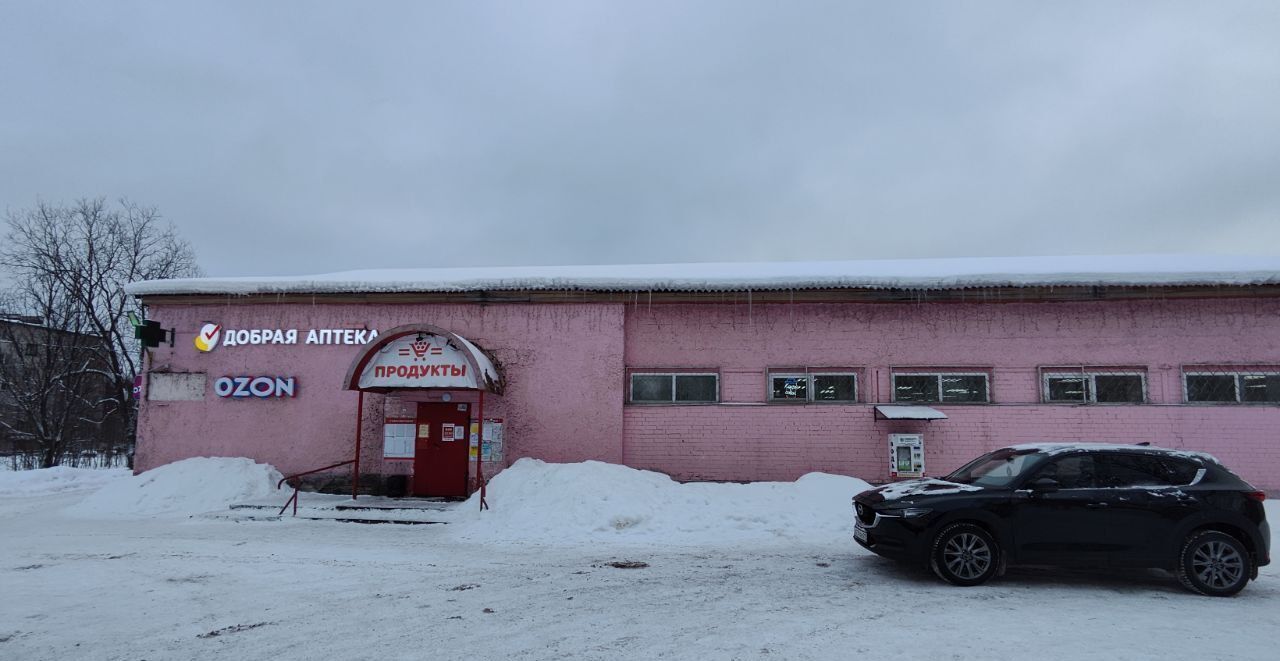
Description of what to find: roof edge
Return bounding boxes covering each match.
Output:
[131,283,1280,306]
[125,255,1280,298]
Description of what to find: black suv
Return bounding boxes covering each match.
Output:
[853,443,1270,596]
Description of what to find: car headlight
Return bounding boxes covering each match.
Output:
[900,507,933,518]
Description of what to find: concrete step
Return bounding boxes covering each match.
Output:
[231,495,460,513]
[212,510,448,525]
[224,493,462,524]
[334,499,458,511]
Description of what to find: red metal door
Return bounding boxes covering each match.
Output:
[412,402,471,497]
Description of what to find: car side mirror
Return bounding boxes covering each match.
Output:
[1029,476,1059,491]
[1028,477,1060,494]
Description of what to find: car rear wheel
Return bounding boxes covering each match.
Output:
[931,523,1000,587]
[1177,530,1252,597]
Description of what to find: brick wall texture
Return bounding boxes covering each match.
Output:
[621,298,1280,488]
[136,295,1280,489]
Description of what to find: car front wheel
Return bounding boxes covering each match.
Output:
[930,523,1000,587]
[1177,530,1252,597]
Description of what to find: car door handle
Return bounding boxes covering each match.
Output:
[1085,502,1109,509]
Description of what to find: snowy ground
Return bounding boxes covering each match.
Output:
[2,461,1276,661]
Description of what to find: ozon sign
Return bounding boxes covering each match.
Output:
[214,376,297,398]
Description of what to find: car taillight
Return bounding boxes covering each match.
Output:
[1246,491,1266,502]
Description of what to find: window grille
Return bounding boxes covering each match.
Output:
[1040,367,1147,404]
[890,370,990,403]
[767,371,858,403]
[628,372,720,404]
[1182,366,1280,404]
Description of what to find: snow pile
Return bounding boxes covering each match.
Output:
[0,466,129,497]
[448,459,872,547]
[65,457,282,519]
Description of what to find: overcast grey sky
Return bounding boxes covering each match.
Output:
[2,1,1278,277]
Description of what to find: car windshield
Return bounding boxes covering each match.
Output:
[945,449,1044,488]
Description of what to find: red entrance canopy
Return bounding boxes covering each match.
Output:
[342,323,503,394]
[340,323,502,509]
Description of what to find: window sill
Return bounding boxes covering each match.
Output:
[626,401,721,406]
[1183,401,1280,406]
[1043,401,1148,405]
[766,400,860,405]
[890,401,992,406]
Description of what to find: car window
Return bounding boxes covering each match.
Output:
[1030,454,1098,489]
[1100,454,1176,488]
[1105,453,1172,484]
[948,451,1040,487]
[1159,458,1201,486]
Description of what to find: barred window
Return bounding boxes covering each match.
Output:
[893,372,989,403]
[768,372,857,403]
[629,372,719,404]
[1042,369,1146,404]
[814,374,857,401]
[1185,369,1280,404]
[770,374,809,401]
[1241,374,1280,402]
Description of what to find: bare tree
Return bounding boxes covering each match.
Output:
[1,198,200,465]
[0,286,116,468]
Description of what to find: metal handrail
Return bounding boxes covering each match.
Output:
[276,459,357,516]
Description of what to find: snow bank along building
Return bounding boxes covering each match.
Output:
[126,255,1280,495]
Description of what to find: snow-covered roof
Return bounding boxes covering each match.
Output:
[125,254,1280,297]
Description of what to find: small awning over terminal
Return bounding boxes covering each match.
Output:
[874,405,948,421]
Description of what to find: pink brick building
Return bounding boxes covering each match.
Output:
[128,256,1280,492]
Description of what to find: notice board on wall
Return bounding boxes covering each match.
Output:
[383,418,416,459]
[482,418,504,462]
[469,418,504,461]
